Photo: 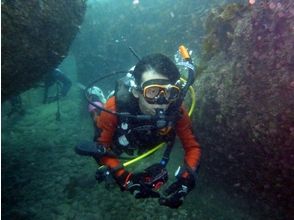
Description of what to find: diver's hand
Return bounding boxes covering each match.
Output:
[159,174,195,208]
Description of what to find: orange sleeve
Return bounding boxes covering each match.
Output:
[176,106,201,171]
[96,96,117,146]
[96,97,124,176]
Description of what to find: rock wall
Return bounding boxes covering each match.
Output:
[2,0,86,101]
[194,1,294,217]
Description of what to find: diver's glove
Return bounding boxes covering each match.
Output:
[159,169,195,209]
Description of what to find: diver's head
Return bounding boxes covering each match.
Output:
[132,54,181,115]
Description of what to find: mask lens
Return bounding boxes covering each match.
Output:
[143,85,180,103]
[165,86,180,101]
[145,86,161,99]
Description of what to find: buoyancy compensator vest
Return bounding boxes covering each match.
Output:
[112,73,181,156]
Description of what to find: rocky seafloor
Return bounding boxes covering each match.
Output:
[2,80,274,220]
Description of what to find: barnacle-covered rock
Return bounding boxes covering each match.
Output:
[201,3,245,60]
[195,1,294,217]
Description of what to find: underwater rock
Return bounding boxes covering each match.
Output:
[2,0,86,101]
[201,3,246,61]
[195,1,294,217]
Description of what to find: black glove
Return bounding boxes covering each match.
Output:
[159,173,195,209]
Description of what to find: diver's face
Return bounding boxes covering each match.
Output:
[133,70,170,115]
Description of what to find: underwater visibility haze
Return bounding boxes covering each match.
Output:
[2,0,294,219]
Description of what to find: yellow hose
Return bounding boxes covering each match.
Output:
[188,85,196,117]
[123,143,165,167]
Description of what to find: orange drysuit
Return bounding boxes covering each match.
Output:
[96,96,201,177]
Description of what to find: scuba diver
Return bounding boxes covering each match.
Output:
[43,68,72,104]
[76,46,201,209]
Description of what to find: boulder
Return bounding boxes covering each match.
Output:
[2,0,86,101]
[194,1,294,217]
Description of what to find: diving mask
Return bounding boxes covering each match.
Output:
[141,79,180,104]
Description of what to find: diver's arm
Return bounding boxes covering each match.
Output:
[159,107,201,208]
[175,106,201,172]
[96,97,126,177]
[96,97,155,194]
